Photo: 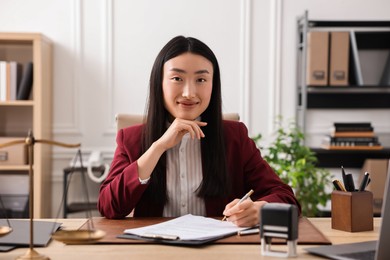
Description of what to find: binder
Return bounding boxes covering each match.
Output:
[329,32,350,86]
[16,62,33,100]
[306,31,329,86]
[350,31,363,85]
[0,61,6,101]
[9,62,22,100]
[379,52,390,85]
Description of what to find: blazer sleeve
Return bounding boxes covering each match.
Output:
[226,121,301,214]
[98,126,148,219]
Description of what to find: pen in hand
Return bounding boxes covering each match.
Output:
[222,189,254,221]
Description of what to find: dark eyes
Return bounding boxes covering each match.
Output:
[171,77,182,81]
[170,77,207,83]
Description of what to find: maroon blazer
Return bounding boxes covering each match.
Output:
[98,120,300,218]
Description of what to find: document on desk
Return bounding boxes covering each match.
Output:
[121,214,248,245]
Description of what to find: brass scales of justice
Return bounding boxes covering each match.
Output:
[0,130,105,260]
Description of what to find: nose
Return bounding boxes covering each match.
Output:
[182,81,196,98]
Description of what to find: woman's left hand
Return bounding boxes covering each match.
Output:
[222,199,268,227]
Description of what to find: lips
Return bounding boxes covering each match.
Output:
[177,100,199,107]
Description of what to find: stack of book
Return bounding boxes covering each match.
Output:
[321,122,383,150]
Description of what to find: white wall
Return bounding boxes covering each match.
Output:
[1,0,389,217]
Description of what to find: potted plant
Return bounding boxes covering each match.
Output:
[253,117,332,217]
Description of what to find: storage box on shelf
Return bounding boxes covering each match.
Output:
[0,32,52,218]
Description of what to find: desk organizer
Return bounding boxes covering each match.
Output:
[331,190,373,232]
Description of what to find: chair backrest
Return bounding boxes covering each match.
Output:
[115,113,240,131]
[115,114,145,131]
[223,113,240,121]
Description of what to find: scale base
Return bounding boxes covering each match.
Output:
[16,248,50,260]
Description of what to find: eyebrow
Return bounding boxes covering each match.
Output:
[170,68,210,74]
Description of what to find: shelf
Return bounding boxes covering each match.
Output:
[306,20,390,29]
[0,165,29,171]
[306,91,390,108]
[0,101,34,106]
[297,12,390,172]
[307,86,390,93]
[311,147,390,168]
[0,32,52,218]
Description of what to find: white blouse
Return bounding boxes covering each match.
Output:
[163,133,206,217]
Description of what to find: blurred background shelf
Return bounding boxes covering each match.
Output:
[312,147,390,168]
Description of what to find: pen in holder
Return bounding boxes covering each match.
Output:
[331,190,373,232]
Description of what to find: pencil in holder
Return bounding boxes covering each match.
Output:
[331,190,373,232]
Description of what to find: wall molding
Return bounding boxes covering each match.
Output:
[103,0,116,136]
[53,0,83,135]
[239,0,252,129]
[268,0,283,134]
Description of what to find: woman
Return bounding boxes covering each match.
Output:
[98,36,300,227]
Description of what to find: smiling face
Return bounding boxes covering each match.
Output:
[162,52,213,121]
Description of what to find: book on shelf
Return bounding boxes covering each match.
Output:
[323,136,378,143]
[379,52,390,85]
[17,62,33,100]
[331,131,375,138]
[0,61,23,101]
[323,121,383,150]
[332,122,373,132]
[0,61,6,101]
[321,144,384,150]
[8,62,22,101]
[350,31,363,86]
[322,140,381,147]
[333,122,372,128]
[322,135,381,148]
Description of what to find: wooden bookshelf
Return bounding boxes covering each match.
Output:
[0,32,52,218]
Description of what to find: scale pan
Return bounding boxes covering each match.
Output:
[52,229,105,244]
[0,226,12,237]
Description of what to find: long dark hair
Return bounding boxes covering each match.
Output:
[141,36,230,204]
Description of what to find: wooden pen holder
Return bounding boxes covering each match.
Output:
[331,190,373,232]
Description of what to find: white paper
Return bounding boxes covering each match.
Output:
[124,214,247,241]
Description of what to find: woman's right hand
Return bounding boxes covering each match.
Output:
[137,118,207,181]
[156,118,207,151]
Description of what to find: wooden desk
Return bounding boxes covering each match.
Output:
[1,218,381,260]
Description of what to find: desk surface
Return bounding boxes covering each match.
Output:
[1,218,381,260]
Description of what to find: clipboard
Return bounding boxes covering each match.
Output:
[117,214,247,246]
[117,231,238,246]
